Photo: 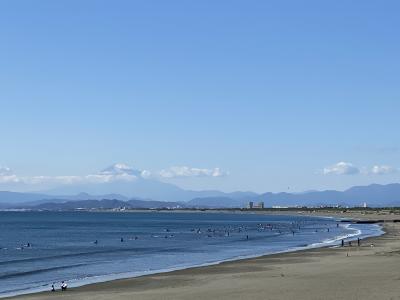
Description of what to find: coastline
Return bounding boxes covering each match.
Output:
[6,211,400,300]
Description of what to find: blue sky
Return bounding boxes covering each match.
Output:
[0,0,399,193]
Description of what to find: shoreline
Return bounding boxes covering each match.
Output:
[5,211,398,300]
[4,222,377,298]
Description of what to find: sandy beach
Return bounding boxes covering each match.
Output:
[7,211,400,300]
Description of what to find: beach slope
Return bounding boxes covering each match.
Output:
[8,216,400,300]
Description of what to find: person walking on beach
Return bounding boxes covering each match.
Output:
[357,238,360,246]
[51,284,55,292]
[341,239,344,247]
[61,281,67,291]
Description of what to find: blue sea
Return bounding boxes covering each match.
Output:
[0,211,383,298]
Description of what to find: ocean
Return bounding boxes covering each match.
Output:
[0,211,383,298]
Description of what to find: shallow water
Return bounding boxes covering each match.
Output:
[0,211,382,297]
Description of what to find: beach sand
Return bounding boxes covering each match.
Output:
[8,211,400,300]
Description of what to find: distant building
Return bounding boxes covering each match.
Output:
[246,201,265,209]
[253,202,264,209]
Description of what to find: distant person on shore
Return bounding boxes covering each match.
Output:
[51,283,55,292]
[341,239,344,247]
[61,281,67,291]
[357,238,360,246]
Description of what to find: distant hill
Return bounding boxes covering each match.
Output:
[255,183,400,207]
[15,199,183,210]
[187,197,245,208]
[36,164,259,202]
[42,181,258,203]
[0,191,128,205]
[1,183,400,209]
[187,183,400,208]
[0,191,59,204]
[127,199,184,209]
[0,188,257,206]
[0,164,259,203]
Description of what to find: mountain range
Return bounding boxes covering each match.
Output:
[21,199,183,210]
[0,164,399,208]
[30,164,258,203]
[1,183,400,209]
[254,183,400,207]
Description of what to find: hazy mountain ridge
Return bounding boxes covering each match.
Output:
[187,183,400,208]
[0,191,129,205]
[187,197,245,208]
[0,164,258,204]
[16,199,183,210]
[34,164,258,202]
[255,183,400,207]
[1,183,399,209]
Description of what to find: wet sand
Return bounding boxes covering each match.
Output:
[8,211,400,300]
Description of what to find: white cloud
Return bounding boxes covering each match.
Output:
[0,167,13,176]
[0,163,227,187]
[23,174,138,186]
[99,163,141,176]
[24,175,80,185]
[323,162,360,175]
[86,173,137,183]
[159,166,228,178]
[0,167,21,183]
[0,164,139,186]
[322,162,399,176]
[140,170,152,179]
[370,165,397,175]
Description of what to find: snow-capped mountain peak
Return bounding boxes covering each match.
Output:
[99,163,142,176]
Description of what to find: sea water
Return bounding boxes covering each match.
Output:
[0,211,383,298]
